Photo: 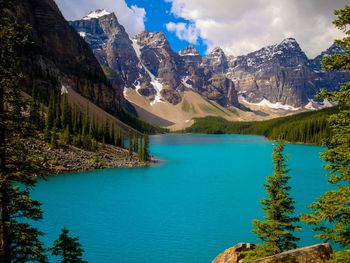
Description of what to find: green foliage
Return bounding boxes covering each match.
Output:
[128,129,133,157]
[243,243,280,262]
[29,81,41,128]
[142,133,150,162]
[133,133,139,153]
[185,107,337,145]
[43,91,142,153]
[50,227,86,263]
[0,1,47,260]
[329,250,350,263]
[246,144,300,260]
[301,4,350,249]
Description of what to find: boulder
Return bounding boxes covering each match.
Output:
[212,243,255,263]
[213,243,332,263]
[250,243,332,263]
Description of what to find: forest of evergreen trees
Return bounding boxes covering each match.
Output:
[30,85,150,162]
[185,107,338,145]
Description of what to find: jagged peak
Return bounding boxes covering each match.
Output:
[133,31,169,49]
[179,45,200,56]
[325,43,345,54]
[82,9,112,20]
[209,46,225,55]
[276,37,301,50]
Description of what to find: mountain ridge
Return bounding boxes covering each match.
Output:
[69,9,350,129]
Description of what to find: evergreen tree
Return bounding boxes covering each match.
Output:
[46,94,55,131]
[103,118,110,144]
[59,126,70,145]
[302,5,350,258]
[128,129,133,157]
[245,144,300,260]
[138,136,143,161]
[142,133,150,162]
[120,131,125,148]
[50,227,86,263]
[51,128,59,148]
[53,91,61,129]
[61,94,70,130]
[0,1,47,261]
[29,80,40,126]
[133,133,139,153]
[109,123,115,145]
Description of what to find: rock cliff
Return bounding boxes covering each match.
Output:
[70,12,241,108]
[11,0,124,116]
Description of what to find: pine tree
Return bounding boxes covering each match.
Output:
[245,144,300,260]
[142,133,150,162]
[0,1,47,261]
[50,227,86,263]
[51,128,59,148]
[133,133,139,152]
[29,80,40,126]
[302,5,350,258]
[109,123,115,145]
[103,118,110,144]
[120,131,125,148]
[53,91,61,129]
[138,136,143,161]
[128,129,133,158]
[46,94,55,131]
[61,94,70,130]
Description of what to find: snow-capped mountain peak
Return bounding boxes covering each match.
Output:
[83,9,111,20]
[178,46,200,57]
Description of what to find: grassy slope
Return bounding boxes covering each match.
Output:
[66,87,166,135]
[185,107,339,145]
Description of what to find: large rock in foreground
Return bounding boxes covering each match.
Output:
[213,243,332,263]
[212,243,255,263]
[251,244,332,263]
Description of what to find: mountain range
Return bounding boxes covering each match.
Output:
[10,1,350,131]
[69,9,350,129]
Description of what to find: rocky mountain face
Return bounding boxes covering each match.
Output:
[227,38,350,106]
[70,10,349,110]
[70,12,240,108]
[10,1,124,115]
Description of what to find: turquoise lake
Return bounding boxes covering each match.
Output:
[32,134,331,262]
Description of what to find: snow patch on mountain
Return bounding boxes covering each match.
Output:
[78,32,86,38]
[131,39,163,105]
[254,99,300,111]
[83,9,111,20]
[239,96,300,111]
[179,53,198,56]
[61,85,68,95]
[182,77,193,89]
[304,99,337,110]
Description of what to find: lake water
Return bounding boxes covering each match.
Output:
[32,134,331,262]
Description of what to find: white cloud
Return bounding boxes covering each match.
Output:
[54,0,146,36]
[166,22,199,44]
[166,0,348,58]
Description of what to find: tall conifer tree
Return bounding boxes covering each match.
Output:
[245,144,300,260]
[0,1,47,261]
[302,5,350,261]
[50,227,86,263]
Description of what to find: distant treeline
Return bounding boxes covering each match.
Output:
[185,107,339,145]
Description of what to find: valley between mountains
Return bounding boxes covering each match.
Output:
[69,9,349,130]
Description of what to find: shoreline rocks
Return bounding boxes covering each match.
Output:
[212,243,332,263]
[24,138,152,176]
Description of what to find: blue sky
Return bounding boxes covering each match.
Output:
[124,0,207,55]
[56,0,348,58]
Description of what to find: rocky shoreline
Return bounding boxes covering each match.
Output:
[24,138,153,176]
